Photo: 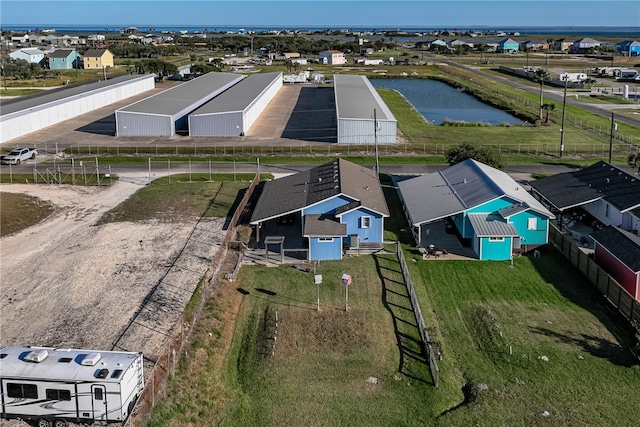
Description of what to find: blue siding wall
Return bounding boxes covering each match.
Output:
[509,211,549,246]
[340,208,383,244]
[309,237,342,260]
[303,195,353,215]
[479,236,513,260]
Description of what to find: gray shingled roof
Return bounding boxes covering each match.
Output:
[83,48,108,58]
[48,49,75,58]
[117,72,243,116]
[303,214,347,237]
[1,74,152,117]
[530,161,640,212]
[190,72,281,115]
[334,74,395,121]
[398,159,554,226]
[250,159,389,224]
[591,225,640,272]
[468,214,519,237]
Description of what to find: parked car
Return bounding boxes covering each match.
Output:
[1,147,38,165]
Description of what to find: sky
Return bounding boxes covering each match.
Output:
[1,0,639,28]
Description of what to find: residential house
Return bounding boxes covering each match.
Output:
[450,39,474,49]
[590,226,640,301]
[83,48,114,69]
[9,48,45,65]
[250,159,389,261]
[554,38,573,52]
[617,40,640,57]
[48,49,80,70]
[571,38,600,53]
[530,161,640,235]
[319,50,347,65]
[10,33,29,44]
[498,38,519,53]
[397,159,555,261]
[522,40,549,51]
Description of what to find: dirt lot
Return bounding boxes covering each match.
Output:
[0,176,226,362]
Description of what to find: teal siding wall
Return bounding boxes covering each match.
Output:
[479,236,513,260]
[509,211,549,247]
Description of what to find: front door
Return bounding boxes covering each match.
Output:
[91,385,108,422]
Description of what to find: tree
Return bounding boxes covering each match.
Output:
[445,142,504,169]
[541,103,556,124]
[534,68,551,122]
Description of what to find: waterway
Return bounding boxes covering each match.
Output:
[370,78,527,125]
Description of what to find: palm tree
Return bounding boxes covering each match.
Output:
[534,68,551,122]
[541,103,556,124]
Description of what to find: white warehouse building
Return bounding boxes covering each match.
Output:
[334,74,397,144]
[189,72,282,137]
[0,74,155,144]
[115,72,243,137]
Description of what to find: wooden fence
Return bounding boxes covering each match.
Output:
[126,172,261,427]
[395,242,440,387]
[549,226,640,332]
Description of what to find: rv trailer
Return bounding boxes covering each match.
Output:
[0,347,144,427]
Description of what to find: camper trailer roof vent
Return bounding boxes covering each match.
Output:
[81,352,102,366]
[24,349,49,363]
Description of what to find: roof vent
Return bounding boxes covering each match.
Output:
[318,177,322,183]
[606,178,610,183]
[463,179,467,184]
[81,352,102,366]
[24,349,49,363]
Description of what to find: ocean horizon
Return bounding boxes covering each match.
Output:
[1,24,638,38]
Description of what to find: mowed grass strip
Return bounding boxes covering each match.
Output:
[0,192,54,237]
[407,251,640,426]
[97,173,262,224]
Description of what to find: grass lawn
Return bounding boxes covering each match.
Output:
[0,192,54,237]
[97,173,262,224]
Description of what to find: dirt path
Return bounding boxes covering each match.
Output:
[0,178,224,358]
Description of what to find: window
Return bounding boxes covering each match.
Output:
[7,383,38,399]
[527,218,537,230]
[46,389,71,401]
[361,216,371,229]
[488,237,505,242]
[94,388,103,400]
[318,237,334,242]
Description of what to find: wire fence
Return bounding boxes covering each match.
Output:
[395,241,440,387]
[124,172,261,427]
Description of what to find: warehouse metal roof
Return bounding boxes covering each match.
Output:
[190,72,282,115]
[1,74,152,117]
[334,74,396,121]
[117,72,242,117]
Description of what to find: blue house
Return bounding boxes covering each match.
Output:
[498,38,519,53]
[617,40,640,57]
[48,49,80,70]
[250,159,389,261]
[397,159,555,261]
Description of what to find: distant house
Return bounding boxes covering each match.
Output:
[530,161,640,235]
[554,38,573,52]
[590,226,640,301]
[398,159,555,260]
[319,50,346,65]
[9,48,45,65]
[617,40,640,57]
[10,33,29,44]
[48,49,80,70]
[83,48,114,69]
[571,38,600,53]
[522,40,549,51]
[498,38,519,53]
[250,159,389,261]
[450,39,474,49]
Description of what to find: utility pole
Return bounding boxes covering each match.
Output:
[560,76,568,158]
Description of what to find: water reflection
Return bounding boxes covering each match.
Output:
[371,78,526,125]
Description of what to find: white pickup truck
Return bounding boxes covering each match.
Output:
[1,147,38,165]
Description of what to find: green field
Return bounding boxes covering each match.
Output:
[0,192,54,237]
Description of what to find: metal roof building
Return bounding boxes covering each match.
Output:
[333,74,397,144]
[1,74,155,144]
[115,72,242,137]
[189,72,282,137]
